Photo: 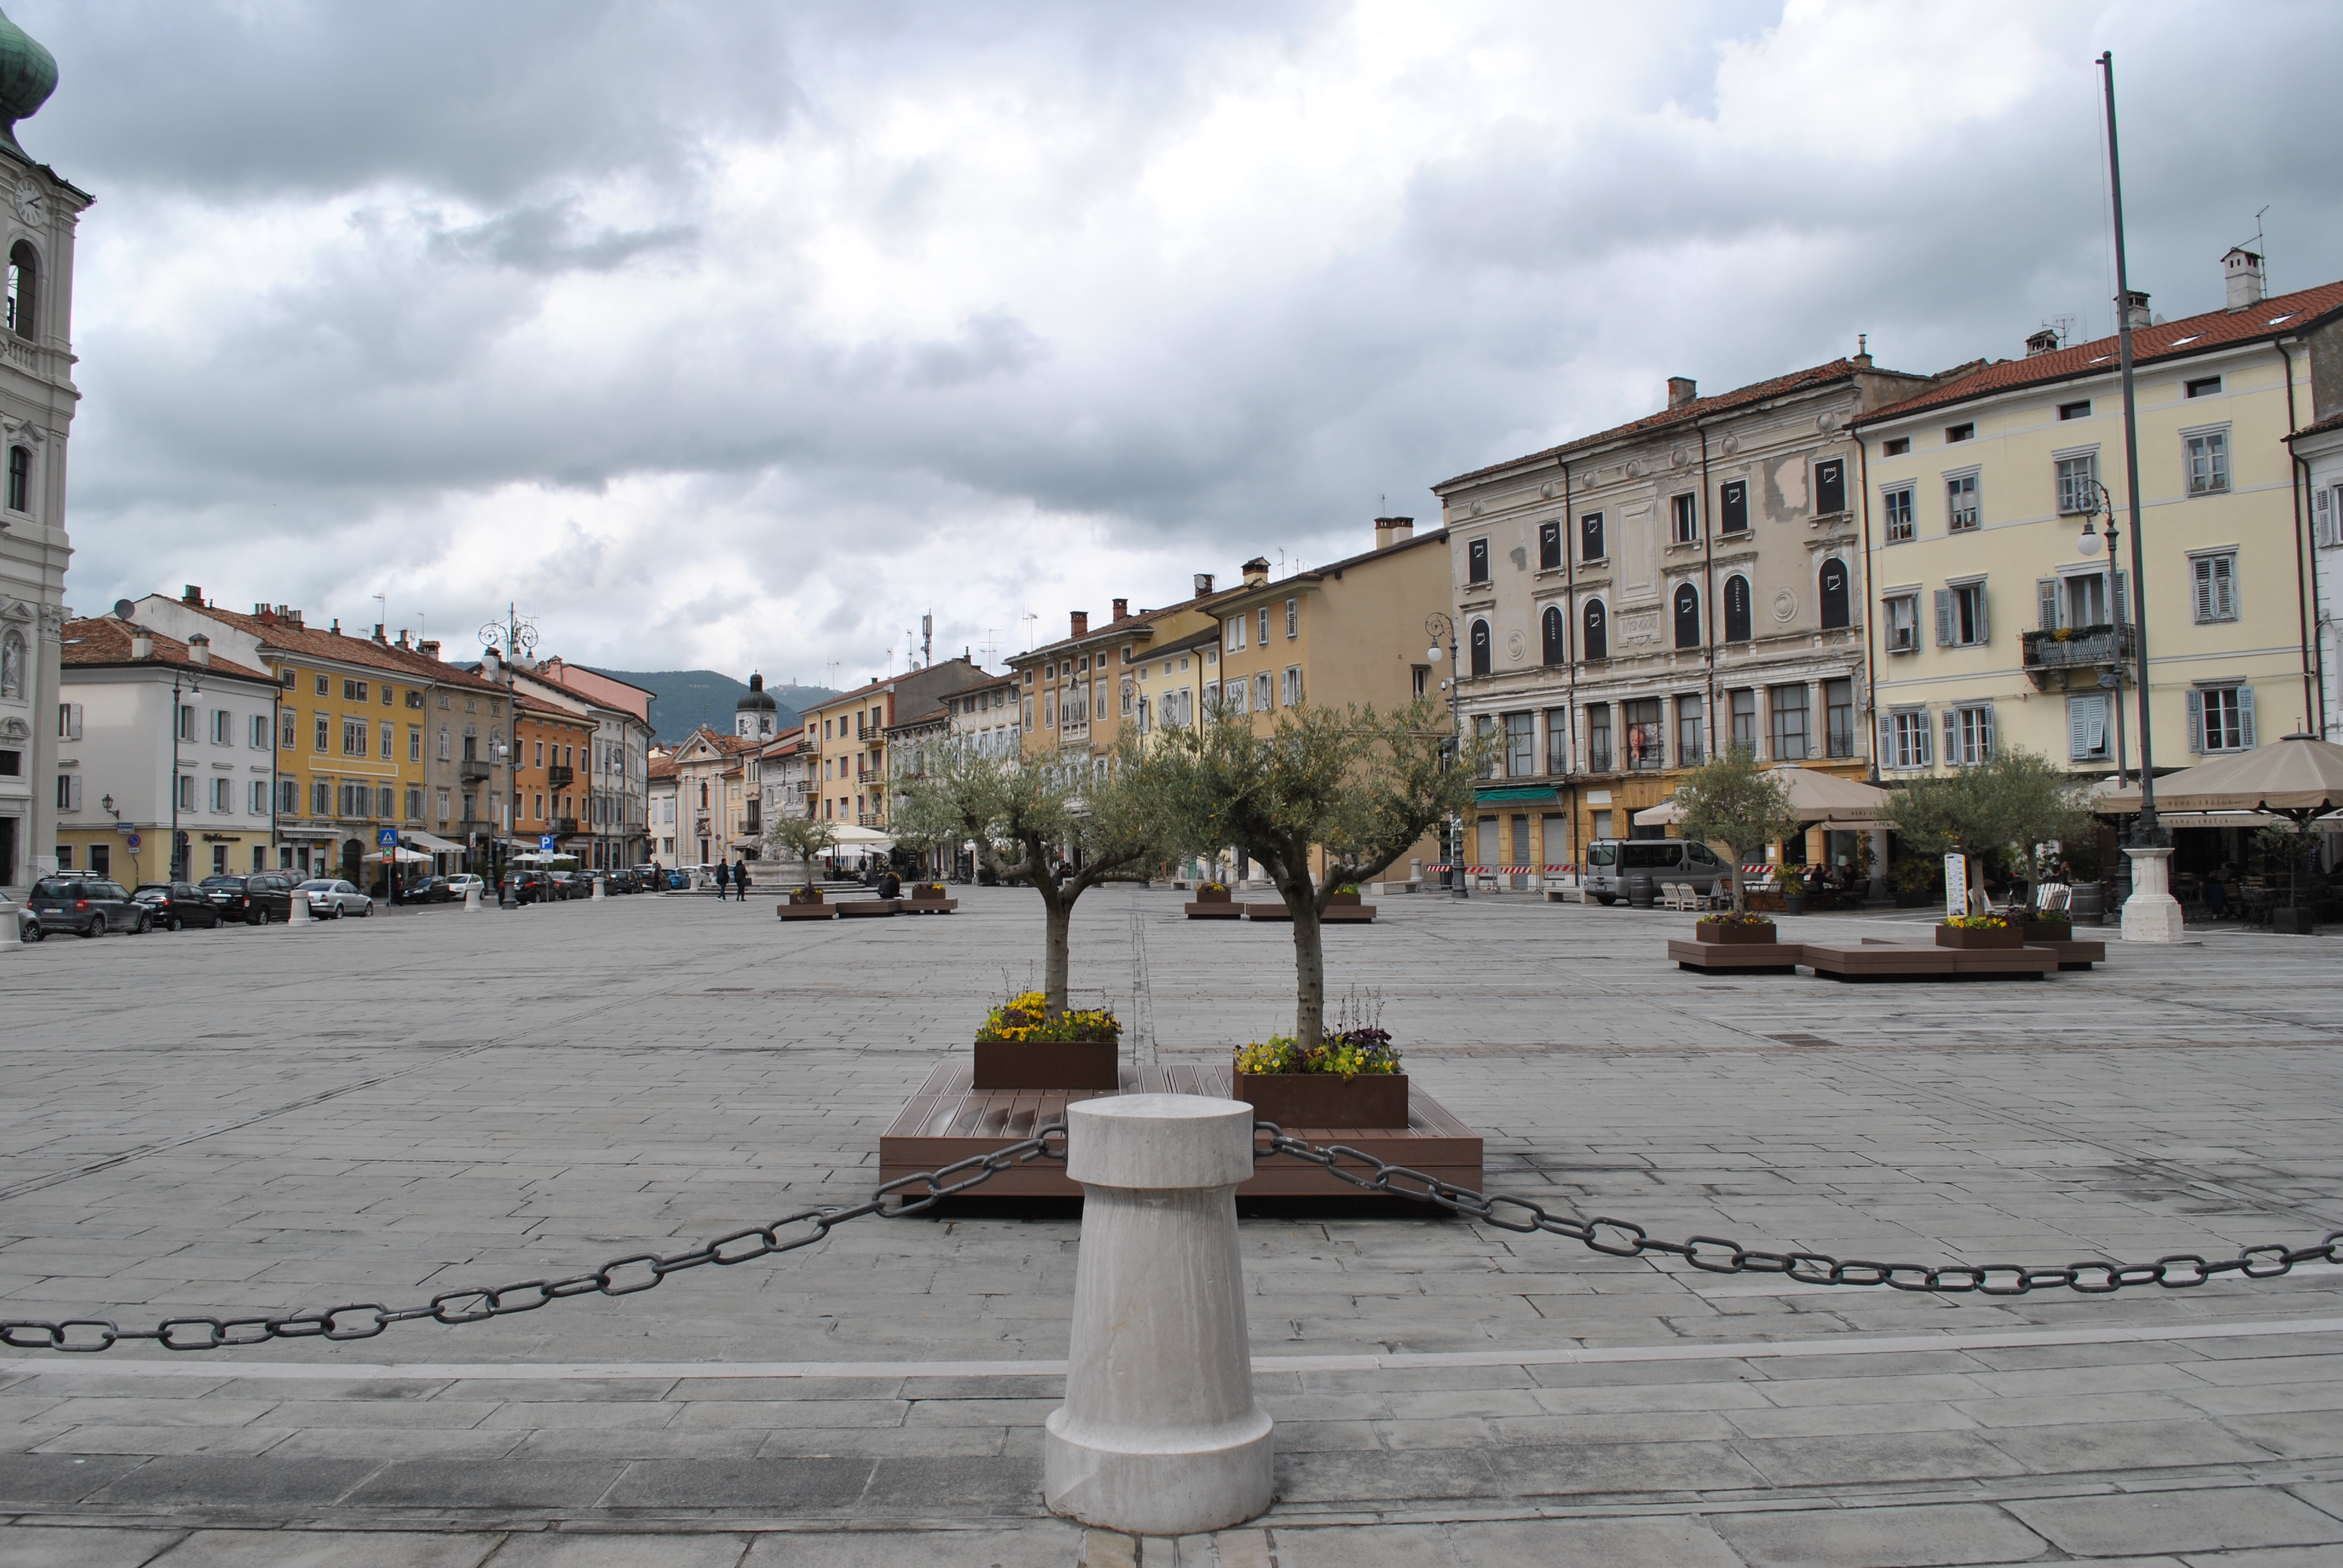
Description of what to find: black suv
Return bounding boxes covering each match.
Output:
[28,877,146,936]
[133,882,224,930]
[198,872,297,924]
[503,869,551,904]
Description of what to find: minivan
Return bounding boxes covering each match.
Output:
[1581,838,1729,904]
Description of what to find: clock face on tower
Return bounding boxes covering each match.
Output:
[12,178,41,226]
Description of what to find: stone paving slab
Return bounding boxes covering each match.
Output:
[2,887,2341,1561]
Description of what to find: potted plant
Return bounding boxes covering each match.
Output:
[1693,909,1777,945]
[971,991,1123,1091]
[1195,880,1232,903]
[1232,1021,1407,1129]
[788,887,825,905]
[1936,913,2022,949]
[1326,883,1363,907]
[1777,863,1806,916]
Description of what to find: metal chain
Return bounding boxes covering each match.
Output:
[0,1129,1069,1354]
[1252,1124,2343,1296]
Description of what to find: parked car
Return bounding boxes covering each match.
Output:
[16,903,43,942]
[27,877,146,936]
[662,868,690,890]
[133,881,224,930]
[605,869,640,895]
[1580,838,1729,905]
[199,872,297,924]
[296,878,373,918]
[445,873,485,901]
[503,869,551,904]
[398,876,453,904]
[547,871,587,900]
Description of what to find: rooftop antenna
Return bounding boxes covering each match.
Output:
[2252,204,2271,289]
[979,627,1001,664]
[1020,610,1038,652]
[921,612,933,670]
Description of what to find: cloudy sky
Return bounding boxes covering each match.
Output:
[20,1,2342,684]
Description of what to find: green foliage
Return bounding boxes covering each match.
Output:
[1942,913,2010,930]
[1700,909,1774,927]
[1889,746,2092,863]
[975,991,1122,1045]
[1671,748,1803,913]
[763,815,839,889]
[1233,1028,1401,1079]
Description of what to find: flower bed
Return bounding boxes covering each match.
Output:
[1232,1029,1407,1129]
[1937,915,2022,949]
[1194,883,1232,903]
[971,993,1122,1090]
[1693,912,1776,945]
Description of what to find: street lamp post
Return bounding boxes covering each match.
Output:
[1424,612,1467,900]
[2077,485,2131,791]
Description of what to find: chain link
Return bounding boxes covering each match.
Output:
[1250,1122,2343,1296]
[0,1128,1069,1354]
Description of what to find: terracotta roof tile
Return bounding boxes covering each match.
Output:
[61,618,275,682]
[171,603,506,691]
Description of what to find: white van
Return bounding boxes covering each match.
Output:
[1582,838,1729,905]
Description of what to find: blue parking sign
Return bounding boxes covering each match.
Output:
[539,834,557,852]
[378,828,399,848]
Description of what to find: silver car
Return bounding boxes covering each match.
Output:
[295,878,374,918]
[1581,838,1729,905]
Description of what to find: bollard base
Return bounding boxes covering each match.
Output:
[1044,1406,1273,1537]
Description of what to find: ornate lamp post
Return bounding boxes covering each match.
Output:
[2076,482,2132,791]
[1424,612,1467,900]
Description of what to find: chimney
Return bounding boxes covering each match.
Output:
[2122,289,2153,331]
[1069,610,1089,638]
[1374,515,1415,550]
[330,618,341,635]
[1112,597,1128,621]
[481,646,504,682]
[131,629,154,660]
[372,623,388,644]
[2024,327,2060,358]
[1193,572,1215,598]
[186,633,212,667]
[256,607,277,627]
[1242,557,1270,587]
[396,629,410,648]
[181,584,203,606]
[418,639,441,660]
[2223,246,2266,312]
[1667,377,1697,410]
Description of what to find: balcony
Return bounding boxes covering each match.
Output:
[555,817,580,835]
[2022,624,2137,691]
[546,764,574,788]
[459,759,493,783]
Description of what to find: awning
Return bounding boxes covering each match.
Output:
[363,847,432,864]
[1636,766,1896,829]
[405,831,466,853]
[1476,786,1560,805]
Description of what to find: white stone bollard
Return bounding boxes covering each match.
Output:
[464,884,483,912]
[591,877,606,901]
[2120,845,2184,943]
[286,889,312,926]
[1044,1094,1273,1537]
[0,898,20,950]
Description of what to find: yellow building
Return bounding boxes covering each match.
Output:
[1011,584,1229,766]
[1853,256,2341,840]
[801,657,996,830]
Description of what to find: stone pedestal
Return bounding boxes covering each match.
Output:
[2120,846,2184,944]
[1044,1094,1274,1537]
[464,884,482,912]
[591,878,606,901]
[0,898,19,949]
[286,889,312,926]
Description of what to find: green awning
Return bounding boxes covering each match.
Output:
[1475,785,1559,804]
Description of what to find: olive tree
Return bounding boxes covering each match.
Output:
[894,742,1164,1018]
[1672,748,1803,913]
[1890,745,2091,907]
[762,815,839,893]
[1142,699,1483,1047]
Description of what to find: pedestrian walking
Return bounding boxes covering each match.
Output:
[734,861,752,902]
[714,861,730,898]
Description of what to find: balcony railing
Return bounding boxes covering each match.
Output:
[554,817,579,835]
[546,764,574,788]
[459,759,493,782]
[2022,624,2137,690]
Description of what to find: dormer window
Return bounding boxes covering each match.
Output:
[1945,423,1974,443]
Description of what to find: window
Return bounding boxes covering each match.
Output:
[277,779,298,814]
[176,704,194,741]
[1722,575,1752,642]
[1121,678,1134,716]
[1253,671,1273,711]
[1818,559,1850,630]
[1676,694,1704,766]
[4,444,25,511]
[1729,689,1757,754]
[1624,699,1664,771]
[54,771,79,809]
[2059,399,2092,420]
[379,720,394,759]
[1227,615,1245,651]
[315,674,330,696]
[1945,471,1980,531]
[209,708,230,744]
[1670,492,1697,544]
[312,780,331,815]
[1280,665,1302,706]
[342,679,367,702]
[176,774,195,811]
[1223,679,1245,716]
[405,787,423,820]
[1467,537,1490,584]
[1473,715,1497,779]
[1881,483,1915,542]
[1824,679,1854,759]
[340,717,366,756]
[1882,708,1933,769]
[2067,693,2112,761]
[1935,581,1989,646]
[1285,598,1298,638]
[1538,520,1561,570]
[1883,437,1910,456]
[246,712,266,748]
[1540,604,1565,665]
[2184,375,2222,399]
[1504,713,1533,777]
[2190,685,2254,753]
[2191,552,2238,622]
[1672,583,1700,649]
[1580,512,1605,562]
[209,777,230,812]
[1544,707,1569,774]
[314,713,330,751]
[4,240,33,338]
[1581,599,1607,661]
[1814,457,1847,515]
[436,787,450,819]
[409,727,421,762]
[1769,685,1809,762]
[405,689,423,709]
[1884,592,1919,653]
[2043,569,2123,630]
[1585,704,1612,773]
[381,685,394,707]
[1257,606,1270,645]
[1412,665,1429,700]
[378,785,396,817]
[2056,452,2098,515]
[1469,618,1491,677]
[1943,704,1994,766]
[2184,429,2230,495]
[2316,485,2341,549]
[1719,480,1748,534]
[1946,422,1974,443]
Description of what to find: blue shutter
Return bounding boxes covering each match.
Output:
[1878,714,1895,768]
[2186,690,2204,753]
[1933,589,1953,646]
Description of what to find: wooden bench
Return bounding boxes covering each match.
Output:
[1184,900,1244,920]
[2028,939,2106,970]
[1666,938,1804,975]
[1800,938,2054,981]
[900,895,958,915]
[775,900,839,921]
[837,898,900,918]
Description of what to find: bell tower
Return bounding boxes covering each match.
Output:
[0,5,88,896]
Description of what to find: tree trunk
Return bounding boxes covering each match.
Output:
[1288,880,1326,1045]
[1042,891,1071,1019]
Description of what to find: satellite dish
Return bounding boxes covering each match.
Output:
[112,598,136,620]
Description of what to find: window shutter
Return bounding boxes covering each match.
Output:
[2186,690,2204,753]
[1973,589,1989,645]
[2038,579,2059,632]
[1933,589,1954,646]
[2068,699,2089,760]
[2112,569,2129,625]
[2192,557,2214,621]
[1979,705,1995,760]
[59,701,82,740]
[1941,709,1959,765]
[1878,714,1895,766]
[2238,685,2256,748]
[2214,554,2236,619]
[65,773,81,810]
[1917,714,1932,766]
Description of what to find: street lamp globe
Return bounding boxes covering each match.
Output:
[2076,524,2102,556]
[1425,645,1442,662]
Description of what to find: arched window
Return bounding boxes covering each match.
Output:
[5,241,34,339]
[6,445,27,512]
[698,781,709,809]
[1541,603,1566,665]
[1724,575,1752,643]
[1469,618,1491,678]
[1582,599,1608,662]
[1673,583,1701,650]
[1819,557,1850,629]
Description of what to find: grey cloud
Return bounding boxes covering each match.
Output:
[431,201,697,275]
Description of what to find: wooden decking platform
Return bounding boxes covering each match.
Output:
[879,1060,1483,1203]
[1799,938,2055,981]
[2033,938,2106,970]
[1184,901,1244,920]
[899,897,958,915]
[775,903,839,920]
[1666,939,1801,975]
[838,899,899,918]
[1244,903,1377,923]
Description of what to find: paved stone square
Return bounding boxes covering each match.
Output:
[2,887,2341,1563]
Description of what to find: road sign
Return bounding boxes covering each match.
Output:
[539,834,557,852]
[378,828,399,848]
[125,833,142,851]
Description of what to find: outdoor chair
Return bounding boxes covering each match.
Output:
[2034,883,2071,915]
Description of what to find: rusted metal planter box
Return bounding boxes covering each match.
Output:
[972,1039,1119,1091]
[1234,1072,1409,1130]
[1936,924,2023,949]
